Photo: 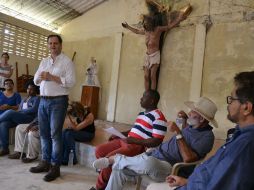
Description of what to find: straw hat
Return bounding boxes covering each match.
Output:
[184,97,218,128]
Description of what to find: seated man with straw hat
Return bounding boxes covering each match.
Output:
[93,97,218,190]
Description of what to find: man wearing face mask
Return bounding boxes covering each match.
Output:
[92,97,217,190]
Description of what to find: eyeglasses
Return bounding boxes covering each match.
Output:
[226,96,242,104]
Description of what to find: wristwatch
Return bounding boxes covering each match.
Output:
[176,134,183,140]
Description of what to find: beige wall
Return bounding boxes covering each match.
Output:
[115,33,146,123]
[61,0,148,122]
[59,0,254,139]
[60,0,147,41]
[63,37,115,119]
[158,25,196,120]
[203,21,254,137]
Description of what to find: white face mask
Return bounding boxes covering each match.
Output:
[187,118,200,127]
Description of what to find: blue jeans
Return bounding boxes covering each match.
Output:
[38,96,68,165]
[62,129,95,163]
[0,121,16,150]
[0,110,35,150]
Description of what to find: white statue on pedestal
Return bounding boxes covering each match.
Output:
[85,57,100,87]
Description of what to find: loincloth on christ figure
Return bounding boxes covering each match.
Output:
[144,50,160,69]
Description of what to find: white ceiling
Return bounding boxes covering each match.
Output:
[0,0,107,32]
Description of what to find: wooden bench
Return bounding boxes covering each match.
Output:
[86,120,132,146]
[85,127,111,146]
[9,128,16,145]
[75,120,132,167]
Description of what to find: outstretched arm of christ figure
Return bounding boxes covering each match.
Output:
[122,22,145,35]
[157,12,187,32]
[158,4,192,32]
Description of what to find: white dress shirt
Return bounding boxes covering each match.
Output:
[34,53,76,96]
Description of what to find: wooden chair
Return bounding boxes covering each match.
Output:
[15,62,34,93]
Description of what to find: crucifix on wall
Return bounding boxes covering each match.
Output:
[122,0,192,90]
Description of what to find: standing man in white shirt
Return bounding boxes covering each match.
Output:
[30,34,76,182]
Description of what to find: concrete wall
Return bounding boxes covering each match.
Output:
[63,37,115,119]
[60,0,147,41]
[60,0,254,139]
[203,21,254,137]
[61,0,148,122]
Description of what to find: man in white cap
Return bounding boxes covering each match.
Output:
[92,96,218,190]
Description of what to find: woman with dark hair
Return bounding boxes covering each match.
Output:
[24,79,40,94]
[0,53,13,91]
[62,101,95,165]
